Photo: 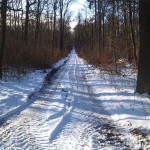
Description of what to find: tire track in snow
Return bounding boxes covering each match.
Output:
[0,54,73,150]
[0,110,44,150]
[0,51,141,149]
[48,53,98,149]
[0,58,70,150]
[48,53,77,143]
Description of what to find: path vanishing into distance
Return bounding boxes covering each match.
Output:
[0,51,144,149]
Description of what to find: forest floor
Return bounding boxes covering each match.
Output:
[0,50,150,150]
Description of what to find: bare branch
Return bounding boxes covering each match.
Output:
[7,6,22,11]
[29,0,37,7]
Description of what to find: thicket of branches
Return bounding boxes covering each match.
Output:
[0,0,74,77]
[74,0,150,94]
[74,0,139,72]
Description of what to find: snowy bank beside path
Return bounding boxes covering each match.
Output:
[0,51,149,149]
[84,62,150,133]
[0,56,68,124]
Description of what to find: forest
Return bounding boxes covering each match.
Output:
[0,1,150,149]
[0,0,150,93]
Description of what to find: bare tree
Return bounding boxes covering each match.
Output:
[0,0,8,78]
[136,0,150,94]
[129,0,137,63]
[59,0,73,52]
[52,0,58,53]
[24,0,36,44]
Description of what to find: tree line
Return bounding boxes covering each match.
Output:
[0,0,74,78]
[74,0,150,95]
[74,0,139,65]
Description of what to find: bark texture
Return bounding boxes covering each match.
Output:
[136,0,150,94]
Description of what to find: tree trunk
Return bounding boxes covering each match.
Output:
[112,0,118,74]
[102,6,105,52]
[129,0,137,63]
[52,1,57,53]
[0,0,8,78]
[25,0,36,44]
[98,0,102,55]
[59,0,63,52]
[35,0,41,44]
[25,0,30,44]
[91,20,94,51]
[94,0,97,29]
[136,0,150,94]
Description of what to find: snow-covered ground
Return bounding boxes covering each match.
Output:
[0,56,68,123]
[85,63,150,131]
[0,50,150,149]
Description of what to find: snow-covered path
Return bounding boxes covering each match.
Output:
[0,51,144,149]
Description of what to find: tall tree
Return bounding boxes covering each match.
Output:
[0,0,8,78]
[59,0,72,52]
[136,0,150,94]
[35,0,41,43]
[129,0,137,62]
[24,0,36,44]
[59,0,64,52]
[52,0,58,53]
[98,0,102,54]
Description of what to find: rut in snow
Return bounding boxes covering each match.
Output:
[0,51,142,150]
